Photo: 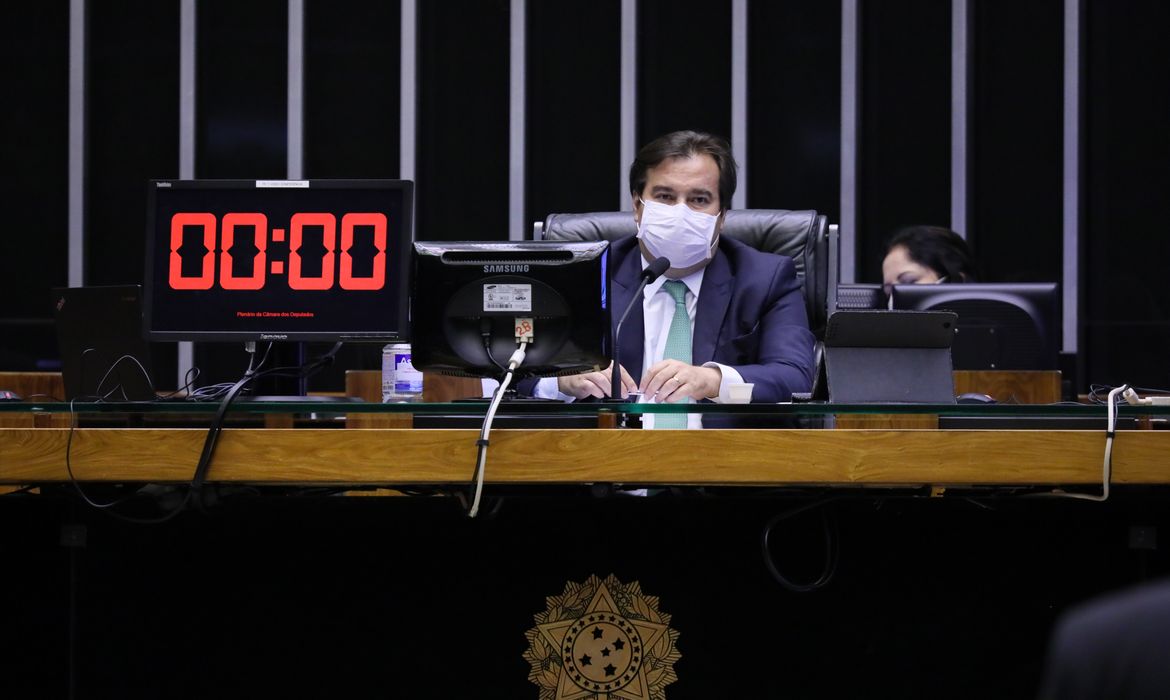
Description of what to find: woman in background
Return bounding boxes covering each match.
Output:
[881,225,978,296]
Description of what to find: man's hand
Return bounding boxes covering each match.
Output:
[558,361,637,400]
[640,360,721,402]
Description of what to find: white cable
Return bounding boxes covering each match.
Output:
[1122,387,1170,406]
[1041,384,1126,502]
[468,340,528,518]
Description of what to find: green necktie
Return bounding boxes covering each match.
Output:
[657,280,691,429]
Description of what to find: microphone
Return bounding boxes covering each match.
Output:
[609,256,671,401]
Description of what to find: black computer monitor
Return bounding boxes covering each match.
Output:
[890,282,1061,370]
[144,179,413,342]
[410,241,610,379]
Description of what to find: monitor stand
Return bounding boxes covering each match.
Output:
[232,341,361,403]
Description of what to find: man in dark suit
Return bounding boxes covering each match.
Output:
[1038,578,1170,699]
[540,130,814,422]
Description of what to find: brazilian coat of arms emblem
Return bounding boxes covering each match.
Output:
[524,574,681,699]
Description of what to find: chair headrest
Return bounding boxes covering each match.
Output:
[543,209,819,268]
[542,208,830,335]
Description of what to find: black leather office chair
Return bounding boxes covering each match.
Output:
[538,209,834,336]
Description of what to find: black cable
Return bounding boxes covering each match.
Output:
[56,353,175,518]
[179,342,275,402]
[186,371,260,509]
[63,397,179,524]
[157,366,201,401]
[64,398,138,507]
[61,342,344,524]
[248,341,341,384]
[67,349,196,404]
[63,404,173,516]
[92,353,156,402]
[73,351,163,402]
[481,318,508,372]
[186,342,342,504]
[483,337,508,372]
[244,341,275,376]
[1088,384,1129,406]
[761,496,845,593]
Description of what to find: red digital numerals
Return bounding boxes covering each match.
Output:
[220,213,268,290]
[340,213,386,290]
[168,212,388,292]
[169,213,216,289]
[288,213,336,290]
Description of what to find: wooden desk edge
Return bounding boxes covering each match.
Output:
[2,427,1168,486]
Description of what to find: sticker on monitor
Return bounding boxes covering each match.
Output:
[483,283,532,312]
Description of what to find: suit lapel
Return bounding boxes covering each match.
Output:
[611,243,646,379]
[694,249,732,365]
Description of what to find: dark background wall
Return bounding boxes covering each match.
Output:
[4,4,1170,697]
[2,4,70,369]
[2,0,1168,389]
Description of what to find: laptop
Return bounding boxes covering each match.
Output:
[51,285,157,401]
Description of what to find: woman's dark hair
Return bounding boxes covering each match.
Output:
[629,130,738,211]
[883,225,978,283]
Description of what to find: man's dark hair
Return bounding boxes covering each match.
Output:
[883,225,979,283]
[629,130,738,211]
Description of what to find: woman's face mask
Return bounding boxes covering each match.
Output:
[636,199,720,270]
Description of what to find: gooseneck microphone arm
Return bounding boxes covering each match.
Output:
[609,256,671,400]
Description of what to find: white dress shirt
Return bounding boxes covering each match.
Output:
[532,256,744,429]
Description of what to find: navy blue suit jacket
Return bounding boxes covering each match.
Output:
[609,234,815,402]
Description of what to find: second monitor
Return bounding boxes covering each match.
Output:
[411,241,611,379]
[890,282,1061,370]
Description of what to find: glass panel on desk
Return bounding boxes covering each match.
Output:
[3,398,1169,432]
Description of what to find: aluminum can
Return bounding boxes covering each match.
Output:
[382,343,423,402]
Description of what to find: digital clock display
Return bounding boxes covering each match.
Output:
[144,179,413,341]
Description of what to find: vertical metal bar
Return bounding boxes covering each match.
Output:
[951,0,970,239]
[620,0,637,208]
[68,0,86,287]
[178,0,197,386]
[180,0,196,178]
[839,0,859,283]
[401,0,417,182]
[1063,0,1081,355]
[509,0,526,240]
[287,0,304,179]
[731,0,748,210]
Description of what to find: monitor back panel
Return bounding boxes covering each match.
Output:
[823,311,957,404]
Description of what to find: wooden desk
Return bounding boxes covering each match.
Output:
[835,370,1063,428]
[3,427,1168,487]
[0,373,67,428]
[953,369,1062,403]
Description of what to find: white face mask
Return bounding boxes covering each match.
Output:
[636,200,720,270]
